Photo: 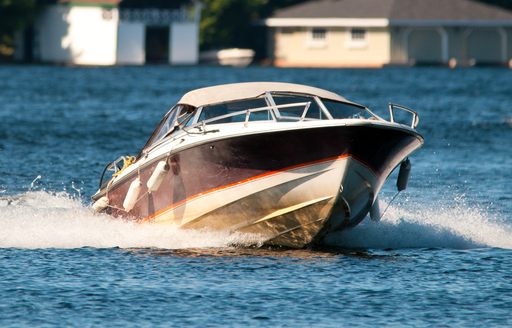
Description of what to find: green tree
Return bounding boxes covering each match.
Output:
[200,0,304,55]
[0,0,37,58]
[479,0,512,9]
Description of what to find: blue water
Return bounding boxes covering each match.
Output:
[1,66,511,326]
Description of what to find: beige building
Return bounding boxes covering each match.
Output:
[264,0,512,67]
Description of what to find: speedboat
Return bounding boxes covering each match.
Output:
[200,48,255,67]
[92,82,424,248]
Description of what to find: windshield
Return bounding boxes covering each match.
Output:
[198,98,271,124]
[194,94,373,125]
[272,94,324,120]
[142,104,195,151]
[322,99,373,119]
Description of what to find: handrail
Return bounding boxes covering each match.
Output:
[98,156,131,189]
[300,101,312,121]
[202,105,274,125]
[202,101,312,125]
[388,103,420,129]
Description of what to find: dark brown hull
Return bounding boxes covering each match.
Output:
[94,124,422,247]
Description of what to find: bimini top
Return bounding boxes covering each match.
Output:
[178,82,359,107]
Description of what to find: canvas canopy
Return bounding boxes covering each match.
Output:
[178,82,359,107]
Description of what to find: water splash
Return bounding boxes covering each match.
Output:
[29,175,42,190]
[1,191,510,250]
[0,191,261,249]
[324,200,512,249]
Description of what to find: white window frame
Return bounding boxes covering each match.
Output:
[307,27,328,48]
[346,28,368,49]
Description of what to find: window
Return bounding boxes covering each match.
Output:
[272,94,324,120]
[176,105,196,127]
[351,28,366,41]
[143,104,195,150]
[346,28,368,48]
[322,100,372,119]
[308,28,328,48]
[311,28,327,41]
[198,98,270,124]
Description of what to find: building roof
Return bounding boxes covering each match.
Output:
[58,0,121,5]
[178,82,356,107]
[58,0,192,8]
[267,0,512,26]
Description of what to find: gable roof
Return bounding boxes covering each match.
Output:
[59,0,121,5]
[266,0,512,26]
[273,0,395,19]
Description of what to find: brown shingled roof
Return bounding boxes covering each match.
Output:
[272,0,512,21]
[273,0,394,18]
[59,0,121,5]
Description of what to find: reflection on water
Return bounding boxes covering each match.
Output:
[126,246,386,260]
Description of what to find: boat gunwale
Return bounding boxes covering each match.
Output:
[92,120,423,200]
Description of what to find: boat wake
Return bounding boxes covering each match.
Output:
[324,199,512,249]
[1,191,510,250]
[0,191,262,249]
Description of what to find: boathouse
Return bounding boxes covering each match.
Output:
[14,0,201,66]
[264,0,512,67]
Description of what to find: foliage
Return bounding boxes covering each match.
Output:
[0,0,37,58]
[120,0,190,9]
[480,0,512,9]
[0,0,37,34]
[200,0,304,53]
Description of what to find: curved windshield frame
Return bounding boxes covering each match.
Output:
[192,93,376,126]
[270,93,330,120]
[140,104,196,153]
[196,97,273,125]
[321,99,374,119]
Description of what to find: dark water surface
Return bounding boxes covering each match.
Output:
[0,66,511,326]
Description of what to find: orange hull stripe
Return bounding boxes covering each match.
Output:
[141,154,351,223]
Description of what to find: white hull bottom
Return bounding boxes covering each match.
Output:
[151,156,377,248]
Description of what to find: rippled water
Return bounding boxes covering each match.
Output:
[0,65,511,326]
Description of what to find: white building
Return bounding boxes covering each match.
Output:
[15,0,201,65]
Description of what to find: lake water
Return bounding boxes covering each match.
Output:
[0,65,511,326]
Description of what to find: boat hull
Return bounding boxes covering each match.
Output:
[96,124,422,247]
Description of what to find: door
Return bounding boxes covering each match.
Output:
[467,29,502,65]
[407,29,443,65]
[145,26,170,64]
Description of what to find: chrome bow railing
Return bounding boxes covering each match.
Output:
[388,103,420,129]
